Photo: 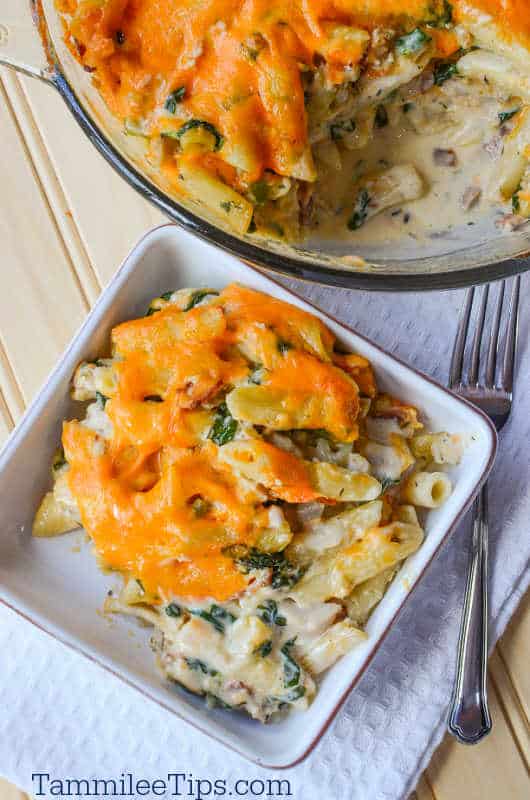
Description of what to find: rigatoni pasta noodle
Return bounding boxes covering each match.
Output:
[57,1,530,242]
[33,284,463,721]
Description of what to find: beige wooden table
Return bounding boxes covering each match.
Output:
[0,66,528,800]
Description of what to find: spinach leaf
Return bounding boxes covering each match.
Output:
[184,657,218,676]
[286,685,306,701]
[374,105,388,128]
[380,477,401,494]
[227,547,305,590]
[257,599,287,627]
[165,87,186,113]
[165,603,182,618]
[330,119,356,141]
[499,108,521,125]
[347,189,371,231]
[95,391,108,407]
[191,604,236,634]
[254,640,273,658]
[433,61,458,85]
[184,289,219,311]
[164,119,224,150]
[281,639,301,688]
[208,403,238,446]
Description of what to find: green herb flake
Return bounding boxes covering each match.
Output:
[208,402,238,446]
[165,87,186,114]
[277,338,293,354]
[499,108,521,125]
[228,547,305,590]
[512,188,521,214]
[184,657,218,676]
[95,391,108,407]
[433,61,458,86]
[164,119,224,150]
[165,603,182,618]
[255,640,273,658]
[287,685,306,701]
[184,289,219,311]
[395,28,431,56]
[374,105,389,128]
[249,180,269,205]
[191,604,236,634]
[380,477,401,494]
[330,119,356,141]
[402,102,414,113]
[220,200,242,213]
[257,599,287,627]
[347,188,371,231]
[281,638,301,688]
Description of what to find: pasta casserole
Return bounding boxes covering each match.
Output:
[33,284,463,720]
[55,1,530,242]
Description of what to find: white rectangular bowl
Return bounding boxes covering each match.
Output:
[0,224,497,768]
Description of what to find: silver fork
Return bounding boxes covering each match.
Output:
[447,276,521,744]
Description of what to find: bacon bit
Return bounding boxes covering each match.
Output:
[433,148,457,167]
[484,136,503,160]
[298,182,315,227]
[495,213,528,232]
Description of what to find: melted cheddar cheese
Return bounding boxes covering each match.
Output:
[34,282,465,721]
[60,0,445,176]
[56,1,530,238]
[455,1,530,49]
[60,284,361,602]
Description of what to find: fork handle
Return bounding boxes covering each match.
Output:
[448,485,492,744]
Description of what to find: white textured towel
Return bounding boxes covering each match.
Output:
[1,276,529,800]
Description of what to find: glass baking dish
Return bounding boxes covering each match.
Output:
[1,0,529,290]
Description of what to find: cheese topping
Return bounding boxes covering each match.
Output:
[56,1,530,239]
[61,284,359,602]
[33,283,464,721]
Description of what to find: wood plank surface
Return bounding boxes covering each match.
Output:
[0,53,528,800]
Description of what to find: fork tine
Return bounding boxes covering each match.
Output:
[468,285,489,385]
[485,281,505,387]
[449,288,474,387]
[501,275,521,393]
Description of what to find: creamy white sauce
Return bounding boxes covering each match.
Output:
[313,78,516,250]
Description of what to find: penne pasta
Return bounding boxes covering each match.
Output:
[403,471,453,508]
[57,1,530,242]
[33,283,463,721]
